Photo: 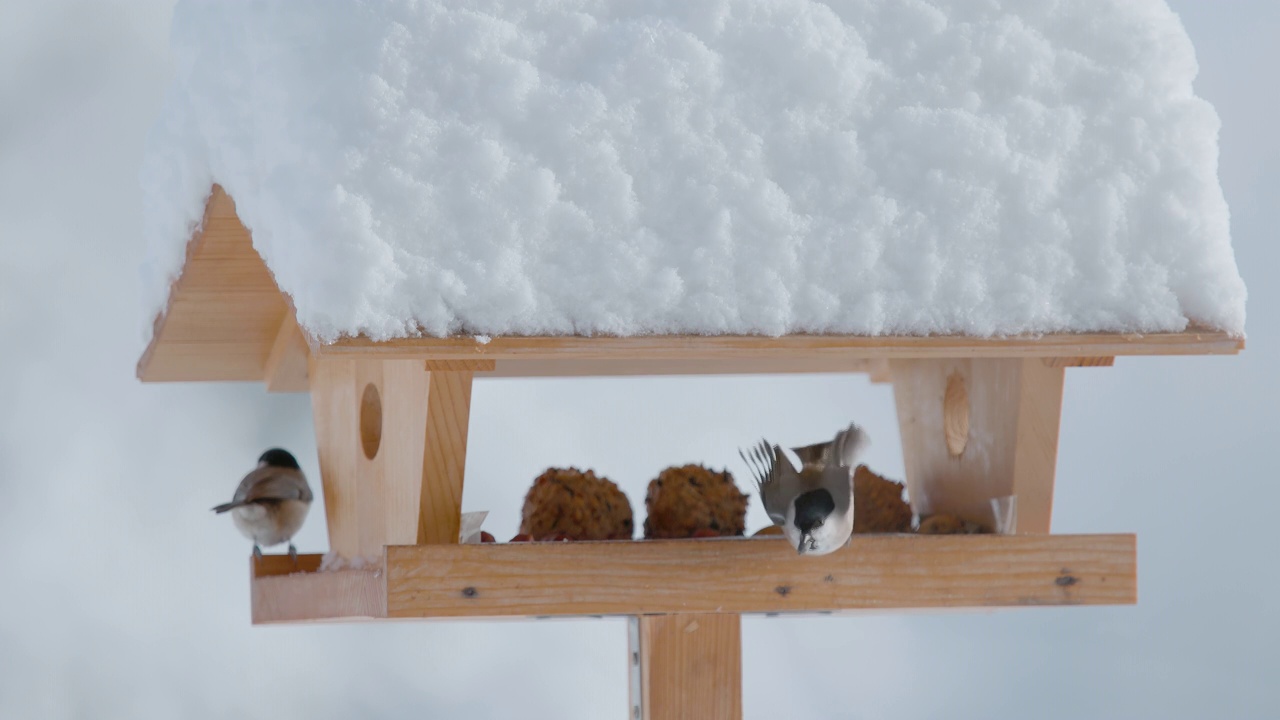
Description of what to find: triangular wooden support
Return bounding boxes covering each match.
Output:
[138,186,300,385]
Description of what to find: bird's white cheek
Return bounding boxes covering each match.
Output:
[809,512,854,556]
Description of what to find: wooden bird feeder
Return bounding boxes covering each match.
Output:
[139,185,1242,719]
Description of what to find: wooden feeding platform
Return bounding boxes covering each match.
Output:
[140,186,1241,719]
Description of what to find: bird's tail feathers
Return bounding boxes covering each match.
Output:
[790,440,830,468]
[791,423,870,469]
[832,423,870,467]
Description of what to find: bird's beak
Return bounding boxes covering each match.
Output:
[797,533,812,555]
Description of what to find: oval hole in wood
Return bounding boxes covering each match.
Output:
[360,382,382,460]
[944,371,969,456]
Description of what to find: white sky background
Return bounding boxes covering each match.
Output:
[0,1,1275,718]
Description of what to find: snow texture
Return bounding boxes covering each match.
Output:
[140,0,1247,341]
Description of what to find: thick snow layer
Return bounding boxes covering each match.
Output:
[141,0,1247,341]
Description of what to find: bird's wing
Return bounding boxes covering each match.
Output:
[215,466,269,512]
[235,466,312,504]
[740,440,793,525]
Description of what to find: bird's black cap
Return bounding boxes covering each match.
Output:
[792,488,835,534]
[258,448,301,469]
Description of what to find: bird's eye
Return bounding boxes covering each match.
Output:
[813,519,824,529]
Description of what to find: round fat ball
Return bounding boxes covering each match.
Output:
[519,467,634,540]
[852,465,914,534]
[644,464,749,539]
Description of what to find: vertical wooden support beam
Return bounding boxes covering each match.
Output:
[418,365,475,545]
[630,614,742,720]
[376,361,435,545]
[1008,360,1066,533]
[310,358,361,558]
[310,357,476,558]
[890,358,1064,533]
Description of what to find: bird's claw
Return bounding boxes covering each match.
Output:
[253,544,263,559]
[288,543,298,566]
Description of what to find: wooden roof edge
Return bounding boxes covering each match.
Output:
[139,325,1241,385]
[135,182,1243,383]
[314,325,1243,361]
[135,305,168,382]
[135,185,227,382]
[137,184,305,385]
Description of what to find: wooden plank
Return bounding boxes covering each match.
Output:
[483,357,888,378]
[867,358,892,383]
[424,360,496,372]
[309,357,472,557]
[137,185,290,382]
[635,614,742,720]
[319,328,1242,362]
[1010,360,1066,534]
[264,313,311,392]
[378,361,434,546]
[250,554,385,624]
[891,358,1064,533]
[310,358,361,558]
[1044,356,1115,368]
[310,357,434,559]
[417,371,473,545]
[383,534,1136,618]
[253,553,324,577]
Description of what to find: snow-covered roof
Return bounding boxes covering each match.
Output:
[140,0,1246,343]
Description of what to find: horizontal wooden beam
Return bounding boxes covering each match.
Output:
[424,359,497,372]
[251,535,1135,623]
[1044,356,1116,368]
[317,330,1240,363]
[165,353,1119,384]
[384,535,1133,618]
[482,357,892,378]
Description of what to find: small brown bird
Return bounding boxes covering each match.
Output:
[212,448,313,560]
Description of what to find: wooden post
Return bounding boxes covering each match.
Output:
[418,364,476,545]
[890,357,1064,533]
[630,614,742,720]
[309,357,475,558]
